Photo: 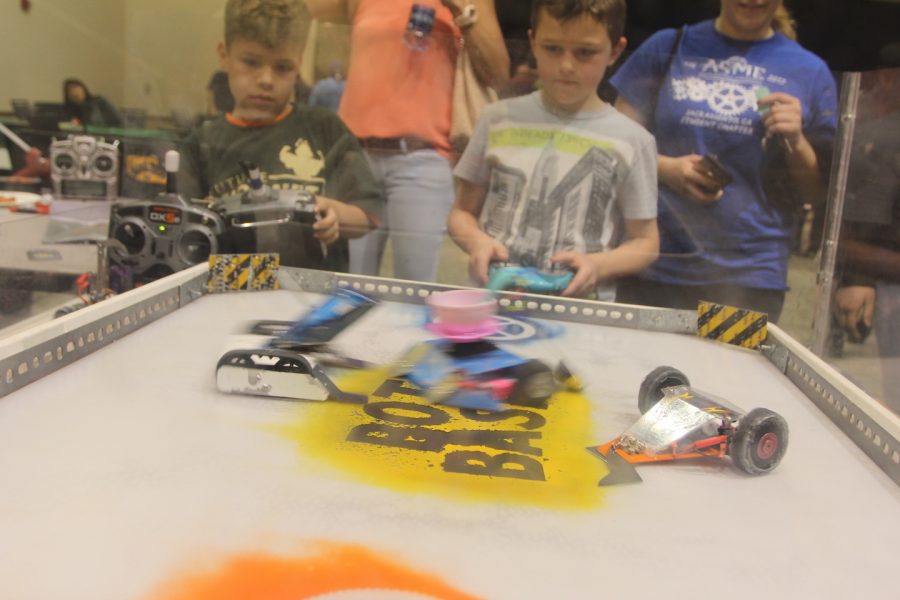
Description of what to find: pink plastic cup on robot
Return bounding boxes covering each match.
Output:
[426,289,500,341]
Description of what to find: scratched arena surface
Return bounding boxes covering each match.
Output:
[0,288,898,599]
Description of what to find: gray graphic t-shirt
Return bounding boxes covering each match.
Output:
[454,92,658,300]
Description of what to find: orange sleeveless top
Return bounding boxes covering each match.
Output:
[338,0,459,157]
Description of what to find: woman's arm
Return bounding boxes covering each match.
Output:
[443,0,510,88]
[758,91,827,206]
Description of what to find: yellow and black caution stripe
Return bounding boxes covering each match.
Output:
[207,253,280,293]
[697,301,768,349]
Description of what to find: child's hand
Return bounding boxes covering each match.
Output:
[469,237,508,285]
[313,198,340,245]
[757,91,804,147]
[550,252,598,298]
[659,154,724,205]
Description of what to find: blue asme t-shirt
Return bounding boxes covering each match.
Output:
[611,20,837,289]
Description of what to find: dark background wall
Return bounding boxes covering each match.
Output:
[495,0,900,72]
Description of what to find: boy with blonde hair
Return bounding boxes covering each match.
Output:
[448,0,659,299]
[180,0,382,269]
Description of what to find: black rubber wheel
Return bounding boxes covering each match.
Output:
[508,359,556,407]
[730,408,789,475]
[54,304,82,318]
[638,366,690,414]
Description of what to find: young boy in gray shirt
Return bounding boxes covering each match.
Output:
[449,0,658,299]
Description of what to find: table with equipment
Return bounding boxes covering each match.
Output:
[0,265,897,600]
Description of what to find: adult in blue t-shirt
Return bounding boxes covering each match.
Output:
[309,62,346,112]
[611,0,837,321]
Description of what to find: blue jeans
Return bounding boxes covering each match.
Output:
[349,148,455,283]
[615,277,786,323]
[876,281,900,413]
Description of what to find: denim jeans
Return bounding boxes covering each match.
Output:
[876,281,900,413]
[349,148,455,283]
[615,277,786,323]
